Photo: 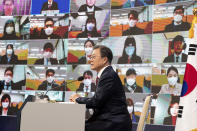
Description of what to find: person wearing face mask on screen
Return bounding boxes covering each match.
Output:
[40,17,60,39]
[38,69,60,91]
[122,10,144,36]
[163,97,180,125]
[124,68,143,93]
[159,66,182,95]
[78,40,95,64]
[164,6,190,32]
[77,70,96,93]
[0,94,16,116]
[0,44,18,64]
[0,20,20,40]
[126,98,139,123]
[118,37,142,64]
[34,42,58,65]
[78,0,102,12]
[77,15,101,38]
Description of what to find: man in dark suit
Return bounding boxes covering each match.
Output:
[163,35,188,63]
[34,42,58,65]
[71,45,132,131]
[77,70,96,92]
[124,68,143,93]
[41,0,59,13]
[164,6,190,32]
[123,10,144,36]
[78,0,102,12]
[38,69,60,90]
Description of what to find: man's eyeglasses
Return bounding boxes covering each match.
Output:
[90,55,101,60]
[45,24,54,28]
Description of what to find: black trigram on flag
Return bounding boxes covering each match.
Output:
[188,44,197,55]
[177,106,184,118]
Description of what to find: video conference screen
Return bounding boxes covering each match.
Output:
[0,0,195,127]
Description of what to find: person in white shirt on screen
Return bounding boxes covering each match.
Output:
[77,70,96,92]
[78,40,95,64]
[78,0,102,12]
[0,94,16,116]
[159,66,182,95]
[41,0,59,13]
[34,42,58,65]
[163,35,188,63]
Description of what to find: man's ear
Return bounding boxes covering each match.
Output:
[103,57,108,65]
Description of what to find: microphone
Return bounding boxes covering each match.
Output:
[67,76,84,84]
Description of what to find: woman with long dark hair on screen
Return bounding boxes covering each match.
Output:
[118,37,142,64]
[77,15,101,38]
[0,44,18,64]
[0,20,20,40]
[0,94,16,116]
[78,39,95,64]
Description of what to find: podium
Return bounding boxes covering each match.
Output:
[20,102,86,131]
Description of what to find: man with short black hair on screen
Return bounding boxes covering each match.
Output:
[78,0,102,12]
[163,35,188,63]
[41,0,59,13]
[164,6,191,32]
[34,42,58,65]
[38,69,60,91]
[70,45,132,131]
[123,10,144,36]
[0,0,17,16]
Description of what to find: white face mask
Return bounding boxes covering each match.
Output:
[127,106,133,114]
[45,27,53,36]
[125,46,135,56]
[6,27,14,34]
[127,78,135,86]
[47,76,54,83]
[85,47,93,56]
[4,76,12,83]
[2,102,9,108]
[129,19,137,27]
[168,76,178,86]
[174,14,182,22]
[170,107,178,116]
[6,49,13,55]
[83,79,92,87]
[86,23,95,31]
[43,52,52,59]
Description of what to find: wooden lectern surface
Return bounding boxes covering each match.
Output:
[20,102,86,131]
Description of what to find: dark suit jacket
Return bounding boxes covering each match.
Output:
[163,53,188,63]
[124,83,143,93]
[164,21,191,32]
[123,26,144,36]
[78,4,102,12]
[34,58,58,65]
[118,55,142,64]
[77,83,96,92]
[76,66,132,131]
[163,116,173,125]
[41,1,58,12]
[1,80,22,90]
[38,80,60,90]
[0,107,17,116]
[0,55,18,64]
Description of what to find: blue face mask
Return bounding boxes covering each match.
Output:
[125,46,135,56]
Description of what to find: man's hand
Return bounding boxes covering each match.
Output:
[69,94,81,102]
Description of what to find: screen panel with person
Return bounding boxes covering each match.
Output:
[30,14,69,39]
[66,65,96,92]
[151,63,186,96]
[0,16,30,40]
[69,10,110,38]
[70,0,110,13]
[153,1,197,33]
[25,66,67,91]
[110,6,153,37]
[0,65,26,91]
[0,41,28,65]
[152,31,189,63]
[27,39,68,65]
[31,0,70,15]
[0,0,31,16]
